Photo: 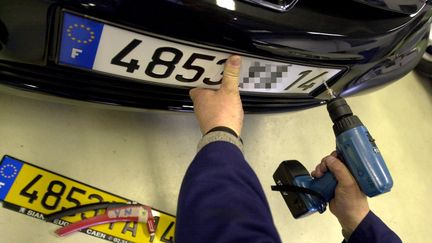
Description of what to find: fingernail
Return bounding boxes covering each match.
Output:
[229,55,241,66]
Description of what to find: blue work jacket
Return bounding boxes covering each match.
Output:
[176,141,401,243]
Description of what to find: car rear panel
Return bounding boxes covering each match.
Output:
[0,0,431,112]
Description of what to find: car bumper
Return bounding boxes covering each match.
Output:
[0,0,431,112]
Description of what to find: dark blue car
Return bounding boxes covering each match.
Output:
[0,0,431,112]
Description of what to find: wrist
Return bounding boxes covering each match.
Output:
[339,209,370,238]
[205,126,242,140]
[203,122,242,136]
[198,129,244,152]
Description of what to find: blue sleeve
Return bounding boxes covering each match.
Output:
[345,211,402,243]
[175,141,282,243]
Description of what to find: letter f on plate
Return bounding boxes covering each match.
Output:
[71,48,83,59]
[0,181,5,189]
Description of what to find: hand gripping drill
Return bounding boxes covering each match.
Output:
[272,84,393,218]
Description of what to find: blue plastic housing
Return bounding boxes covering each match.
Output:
[294,173,337,215]
[336,126,393,196]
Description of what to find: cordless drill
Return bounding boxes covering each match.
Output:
[272,85,393,219]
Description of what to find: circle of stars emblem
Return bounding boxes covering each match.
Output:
[0,164,18,179]
[67,24,95,44]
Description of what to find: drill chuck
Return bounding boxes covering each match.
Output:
[327,98,363,136]
[327,97,352,122]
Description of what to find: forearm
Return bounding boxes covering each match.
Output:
[175,139,281,243]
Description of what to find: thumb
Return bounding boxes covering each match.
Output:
[323,155,357,188]
[220,55,241,94]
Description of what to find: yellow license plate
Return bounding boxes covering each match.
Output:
[0,156,175,243]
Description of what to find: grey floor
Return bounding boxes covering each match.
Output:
[0,72,431,242]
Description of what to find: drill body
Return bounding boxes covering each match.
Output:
[273,97,393,218]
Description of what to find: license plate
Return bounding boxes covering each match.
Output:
[0,156,175,243]
[57,12,343,94]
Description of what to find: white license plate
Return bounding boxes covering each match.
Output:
[58,12,343,94]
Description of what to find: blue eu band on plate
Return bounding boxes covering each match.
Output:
[59,13,104,69]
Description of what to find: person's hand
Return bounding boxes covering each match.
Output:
[311,152,370,236]
[189,55,244,136]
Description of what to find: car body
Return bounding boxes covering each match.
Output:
[0,0,431,112]
[415,22,432,77]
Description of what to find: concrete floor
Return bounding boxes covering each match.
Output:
[0,72,431,242]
